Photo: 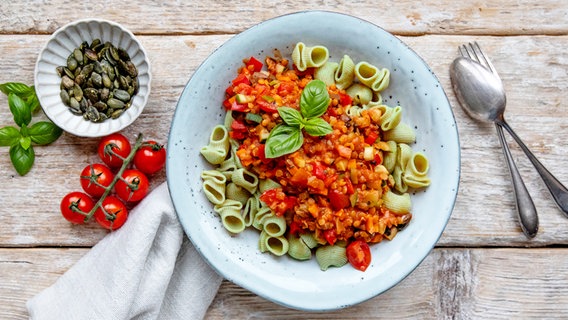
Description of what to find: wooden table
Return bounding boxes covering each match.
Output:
[2,1,568,318]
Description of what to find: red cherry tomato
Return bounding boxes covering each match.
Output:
[346,240,372,272]
[94,196,128,230]
[80,163,114,197]
[115,169,149,202]
[60,192,94,224]
[133,140,166,175]
[97,133,132,169]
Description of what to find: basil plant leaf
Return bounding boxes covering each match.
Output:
[299,79,330,119]
[264,124,304,158]
[8,93,32,126]
[0,126,22,147]
[303,117,333,137]
[28,121,63,145]
[9,143,35,176]
[20,136,32,150]
[0,82,33,97]
[277,107,304,127]
[26,92,41,113]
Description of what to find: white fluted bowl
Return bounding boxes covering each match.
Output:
[34,19,151,137]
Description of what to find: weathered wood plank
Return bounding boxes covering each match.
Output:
[1,248,567,319]
[1,1,568,36]
[1,34,568,247]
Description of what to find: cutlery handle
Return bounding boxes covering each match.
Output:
[499,120,568,218]
[496,123,539,238]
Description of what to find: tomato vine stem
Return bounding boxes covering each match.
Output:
[80,133,145,222]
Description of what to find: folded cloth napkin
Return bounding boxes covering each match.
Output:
[27,182,223,320]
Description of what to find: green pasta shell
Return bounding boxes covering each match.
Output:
[315,245,348,271]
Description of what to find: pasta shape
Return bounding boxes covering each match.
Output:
[334,55,355,90]
[225,182,251,205]
[252,206,272,231]
[355,61,380,88]
[315,245,348,271]
[242,195,260,227]
[287,234,312,261]
[292,42,329,71]
[346,83,373,105]
[213,199,246,233]
[382,140,398,173]
[314,61,339,87]
[261,214,287,237]
[200,125,230,165]
[402,152,431,188]
[259,230,289,256]
[382,190,412,214]
[299,232,321,249]
[201,170,227,205]
[231,168,259,194]
[378,105,403,132]
[382,123,416,144]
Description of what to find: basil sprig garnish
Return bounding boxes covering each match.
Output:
[265,80,333,158]
[0,82,62,175]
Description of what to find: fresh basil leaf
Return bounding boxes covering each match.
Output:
[300,79,330,119]
[28,121,63,145]
[26,92,40,113]
[0,126,21,146]
[303,117,333,137]
[8,93,32,126]
[0,82,33,97]
[9,143,35,176]
[20,136,32,150]
[265,124,304,158]
[277,107,303,127]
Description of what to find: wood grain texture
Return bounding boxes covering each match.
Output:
[1,248,567,319]
[0,1,567,36]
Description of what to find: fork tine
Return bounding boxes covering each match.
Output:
[471,42,499,76]
[458,45,471,58]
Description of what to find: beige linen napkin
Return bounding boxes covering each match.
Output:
[27,182,223,320]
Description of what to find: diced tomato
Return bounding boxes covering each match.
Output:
[364,131,379,145]
[374,152,383,165]
[260,189,297,216]
[323,229,337,246]
[339,93,352,107]
[231,119,247,132]
[229,130,245,140]
[288,220,303,236]
[255,144,270,163]
[225,85,235,95]
[329,189,350,210]
[246,56,263,72]
[345,177,355,195]
[324,173,338,187]
[277,81,295,96]
[258,99,278,113]
[232,73,250,87]
[312,163,327,180]
[346,240,371,272]
[230,101,247,112]
[223,98,232,109]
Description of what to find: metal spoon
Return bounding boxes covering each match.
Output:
[450,56,538,238]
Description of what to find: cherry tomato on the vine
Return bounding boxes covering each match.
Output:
[94,196,128,230]
[115,169,149,202]
[133,140,166,174]
[346,240,372,272]
[60,192,94,224]
[97,133,132,169]
[80,163,114,197]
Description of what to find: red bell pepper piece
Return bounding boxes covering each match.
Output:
[365,131,379,145]
[329,189,350,210]
[323,229,338,246]
[246,56,263,72]
[339,93,352,107]
[231,119,247,132]
[232,73,250,87]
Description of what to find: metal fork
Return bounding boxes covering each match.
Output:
[461,42,568,219]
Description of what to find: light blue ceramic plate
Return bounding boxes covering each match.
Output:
[167,11,460,311]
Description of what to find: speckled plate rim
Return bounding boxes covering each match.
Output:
[167,10,460,311]
[34,18,151,137]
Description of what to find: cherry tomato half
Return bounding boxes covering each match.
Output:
[94,196,128,230]
[115,169,149,202]
[346,240,372,272]
[80,163,114,197]
[60,192,94,224]
[97,133,132,169]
